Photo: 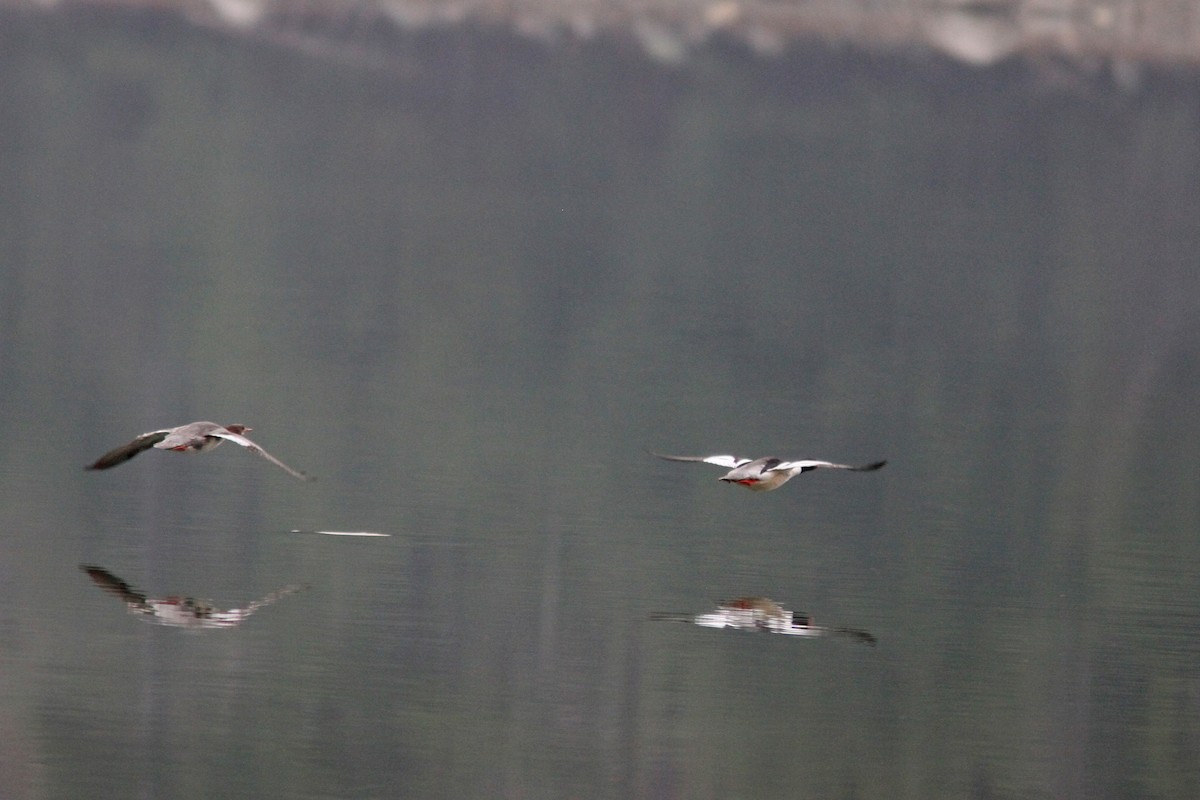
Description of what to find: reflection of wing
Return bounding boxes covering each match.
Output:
[188,584,303,627]
[211,431,311,481]
[648,452,750,469]
[85,431,170,470]
[81,565,149,606]
[235,584,304,619]
[829,627,878,646]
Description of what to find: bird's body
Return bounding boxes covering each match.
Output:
[651,451,886,491]
[650,596,876,645]
[86,421,310,480]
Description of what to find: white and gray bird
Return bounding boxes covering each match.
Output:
[86,421,310,481]
[650,451,885,491]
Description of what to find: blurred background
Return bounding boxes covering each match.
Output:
[1,1,1199,798]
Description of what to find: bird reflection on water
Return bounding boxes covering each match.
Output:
[80,565,302,629]
[650,596,877,645]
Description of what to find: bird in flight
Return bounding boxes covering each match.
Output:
[650,451,885,491]
[650,596,876,645]
[86,421,311,481]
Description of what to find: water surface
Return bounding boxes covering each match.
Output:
[1,13,1199,800]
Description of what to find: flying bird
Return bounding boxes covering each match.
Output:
[86,421,311,480]
[650,451,885,491]
[650,596,876,645]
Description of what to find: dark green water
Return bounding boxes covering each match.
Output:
[1,11,1199,800]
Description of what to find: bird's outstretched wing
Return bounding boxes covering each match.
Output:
[648,451,750,469]
[211,431,312,481]
[773,459,887,473]
[85,430,171,471]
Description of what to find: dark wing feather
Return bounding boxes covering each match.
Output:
[85,430,170,470]
[776,458,887,473]
[754,458,785,474]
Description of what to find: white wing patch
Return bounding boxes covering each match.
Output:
[211,431,254,448]
[773,460,839,472]
[211,431,310,481]
[702,455,751,469]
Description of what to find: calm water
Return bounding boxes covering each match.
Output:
[2,11,1199,800]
